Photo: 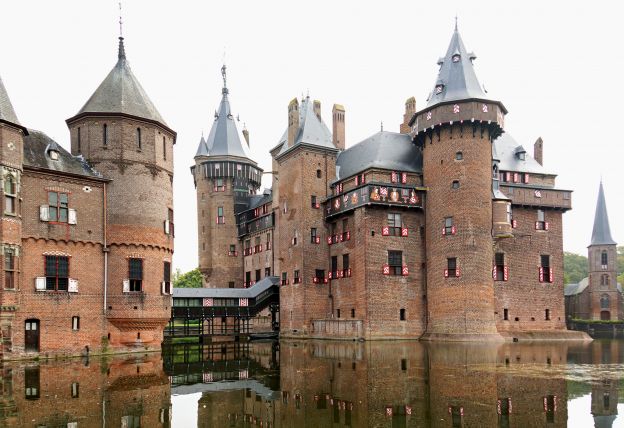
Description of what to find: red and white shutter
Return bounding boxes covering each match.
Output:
[549,267,554,283]
[455,268,461,278]
[444,269,449,278]
[503,266,509,281]
[512,219,517,228]
[401,172,407,184]
[391,172,398,183]
[382,226,390,236]
[401,227,408,237]
[539,267,544,282]
[402,266,409,276]
[382,264,390,275]
[524,173,530,184]
[203,298,214,307]
[451,225,457,235]
[544,222,550,231]
[239,298,249,307]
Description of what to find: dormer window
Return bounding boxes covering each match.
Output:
[518,152,526,161]
[48,148,59,161]
[452,54,461,63]
[435,84,444,94]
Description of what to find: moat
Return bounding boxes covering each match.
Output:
[0,340,622,427]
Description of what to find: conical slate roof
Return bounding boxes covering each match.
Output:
[195,135,209,158]
[0,75,21,126]
[72,37,167,127]
[426,24,491,108]
[590,182,617,246]
[277,96,335,157]
[202,66,254,161]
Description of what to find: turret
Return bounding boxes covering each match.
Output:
[332,104,345,151]
[66,36,176,347]
[412,24,506,341]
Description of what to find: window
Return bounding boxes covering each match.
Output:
[77,127,81,152]
[162,136,166,160]
[540,255,552,283]
[311,227,318,243]
[443,217,455,235]
[311,195,319,208]
[536,210,547,230]
[25,367,40,400]
[331,256,338,277]
[388,251,402,275]
[255,269,261,282]
[601,251,608,266]
[264,267,271,277]
[387,213,402,236]
[342,254,350,276]
[266,233,271,250]
[446,257,458,278]
[163,261,171,294]
[316,169,322,178]
[293,270,300,284]
[315,269,325,282]
[507,204,513,224]
[228,281,234,288]
[601,274,610,286]
[103,124,108,146]
[217,206,224,224]
[494,253,507,281]
[354,173,366,185]
[48,192,69,223]
[503,308,509,321]
[167,208,174,236]
[336,309,341,318]
[72,316,80,331]
[128,258,143,292]
[451,180,460,189]
[4,249,15,289]
[45,255,69,291]
[4,175,16,215]
[400,309,406,321]
[121,416,141,428]
[281,272,288,286]
[136,128,142,149]
[71,382,79,398]
[545,309,550,321]
[342,218,349,240]
[245,271,251,286]
[351,308,355,318]
[601,294,610,309]
[455,151,463,160]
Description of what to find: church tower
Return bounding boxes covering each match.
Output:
[587,182,621,320]
[66,36,176,348]
[412,25,507,340]
[192,66,262,288]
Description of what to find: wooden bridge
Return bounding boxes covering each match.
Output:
[165,276,280,342]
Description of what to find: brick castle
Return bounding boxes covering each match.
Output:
[0,36,174,359]
[195,26,588,341]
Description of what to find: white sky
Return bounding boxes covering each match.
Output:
[2,1,622,274]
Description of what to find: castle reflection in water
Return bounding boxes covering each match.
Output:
[0,340,622,427]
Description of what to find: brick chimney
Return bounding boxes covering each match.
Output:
[332,104,345,150]
[400,96,416,134]
[288,98,299,146]
[313,100,321,121]
[534,137,543,166]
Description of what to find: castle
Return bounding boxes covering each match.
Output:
[194,26,587,341]
[0,36,174,359]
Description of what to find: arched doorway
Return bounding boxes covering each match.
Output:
[25,319,39,352]
[600,311,611,321]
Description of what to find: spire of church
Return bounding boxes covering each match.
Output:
[590,181,617,246]
[0,75,21,126]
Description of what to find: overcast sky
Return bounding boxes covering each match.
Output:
[2,1,621,273]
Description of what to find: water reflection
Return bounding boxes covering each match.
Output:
[0,340,622,427]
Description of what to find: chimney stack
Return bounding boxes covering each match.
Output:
[242,127,250,146]
[534,137,543,166]
[288,98,299,146]
[313,100,321,121]
[332,104,345,151]
[400,96,416,134]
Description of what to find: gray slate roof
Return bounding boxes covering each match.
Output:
[276,96,336,157]
[426,26,490,108]
[247,189,272,211]
[201,85,254,160]
[493,133,551,175]
[23,130,104,179]
[195,135,209,157]
[73,38,168,127]
[590,182,617,246]
[336,131,422,181]
[173,276,279,299]
[565,277,622,296]
[0,75,20,126]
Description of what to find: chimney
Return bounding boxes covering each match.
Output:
[242,127,250,146]
[534,137,543,166]
[400,96,416,134]
[313,100,321,121]
[332,104,345,150]
[288,97,299,146]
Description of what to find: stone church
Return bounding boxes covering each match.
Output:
[0,36,175,359]
[194,26,586,341]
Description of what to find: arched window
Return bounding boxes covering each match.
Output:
[136,128,142,149]
[601,274,610,286]
[601,251,608,266]
[600,294,610,309]
[103,124,108,146]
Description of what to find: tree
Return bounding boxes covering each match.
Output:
[618,246,624,286]
[563,252,588,285]
[173,268,203,288]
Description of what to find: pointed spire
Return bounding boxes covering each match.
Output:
[195,134,209,158]
[590,181,617,246]
[0,74,21,126]
[221,64,228,95]
[118,37,126,61]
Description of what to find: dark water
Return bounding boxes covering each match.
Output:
[1,340,622,427]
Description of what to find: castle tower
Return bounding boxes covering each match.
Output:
[66,36,176,347]
[587,182,620,320]
[412,25,507,340]
[273,95,339,334]
[192,65,262,288]
[0,75,28,354]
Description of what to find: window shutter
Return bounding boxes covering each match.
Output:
[492,266,497,279]
[535,221,539,230]
[68,279,79,293]
[354,176,359,185]
[505,172,511,182]
[401,228,408,237]
[512,219,517,228]
[161,281,167,295]
[391,172,398,183]
[164,220,170,234]
[513,173,519,183]
[401,172,407,184]
[68,209,77,225]
[538,267,544,283]
[524,173,530,184]
[382,226,390,236]
[503,266,509,281]
[402,266,409,276]
[40,205,49,221]
[544,222,550,231]
[123,279,130,293]
[442,227,446,236]
[444,269,449,278]
[451,226,457,235]
[328,271,333,279]
[382,264,390,275]
[35,277,46,291]
[549,267,554,283]
[455,268,461,278]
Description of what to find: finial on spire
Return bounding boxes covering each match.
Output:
[221,64,228,94]
[454,14,458,31]
[117,2,126,60]
[380,121,384,132]
[119,2,123,37]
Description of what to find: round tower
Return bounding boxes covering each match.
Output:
[66,36,175,348]
[192,66,262,288]
[413,26,506,340]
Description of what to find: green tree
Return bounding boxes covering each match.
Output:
[173,268,203,288]
[563,252,588,285]
[618,246,624,285]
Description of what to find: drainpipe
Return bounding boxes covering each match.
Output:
[103,182,108,315]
